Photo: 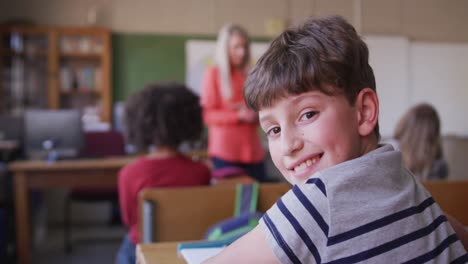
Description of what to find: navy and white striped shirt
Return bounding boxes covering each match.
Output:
[260,145,467,263]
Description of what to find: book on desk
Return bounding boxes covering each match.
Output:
[177,238,235,264]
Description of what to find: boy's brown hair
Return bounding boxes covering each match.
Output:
[244,15,379,137]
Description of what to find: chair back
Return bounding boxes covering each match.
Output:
[422,180,468,225]
[138,182,291,243]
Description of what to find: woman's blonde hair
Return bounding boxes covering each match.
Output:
[215,23,251,100]
[394,103,444,180]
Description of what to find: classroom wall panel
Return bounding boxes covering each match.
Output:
[365,36,410,138]
[402,0,468,42]
[2,0,111,26]
[362,0,402,35]
[213,0,288,37]
[109,0,216,35]
[410,42,468,136]
[2,0,468,41]
[364,36,468,137]
[314,0,355,23]
[288,0,315,27]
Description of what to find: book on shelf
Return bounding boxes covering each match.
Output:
[74,67,99,91]
[60,67,73,91]
[83,67,95,90]
[60,66,102,92]
[94,67,102,91]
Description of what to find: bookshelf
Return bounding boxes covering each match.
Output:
[0,25,111,122]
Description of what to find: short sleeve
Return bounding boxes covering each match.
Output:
[259,181,330,264]
[118,165,132,226]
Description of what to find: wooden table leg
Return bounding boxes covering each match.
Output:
[15,171,31,264]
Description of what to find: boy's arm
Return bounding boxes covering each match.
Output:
[203,226,279,263]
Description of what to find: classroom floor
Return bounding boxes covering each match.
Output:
[32,224,126,264]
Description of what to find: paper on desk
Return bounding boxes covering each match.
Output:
[179,247,224,264]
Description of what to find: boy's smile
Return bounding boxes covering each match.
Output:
[259,90,366,185]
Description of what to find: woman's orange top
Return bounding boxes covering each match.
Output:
[200,66,264,163]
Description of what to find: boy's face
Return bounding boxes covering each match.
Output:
[259,90,364,185]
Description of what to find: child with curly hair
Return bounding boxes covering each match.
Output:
[116,82,211,264]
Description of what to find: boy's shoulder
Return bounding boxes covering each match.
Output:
[316,144,398,186]
[260,145,467,263]
[284,144,420,233]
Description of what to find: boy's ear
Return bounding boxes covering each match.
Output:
[356,88,379,137]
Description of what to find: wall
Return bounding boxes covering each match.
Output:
[366,37,468,137]
[410,42,468,136]
[2,0,468,41]
[4,0,467,113]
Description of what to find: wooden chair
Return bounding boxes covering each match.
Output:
[422,180,468,225]
[138,182,291,243]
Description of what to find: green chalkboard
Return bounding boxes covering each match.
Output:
[112,33,214,102]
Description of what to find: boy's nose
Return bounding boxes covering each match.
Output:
[281,132,304,156]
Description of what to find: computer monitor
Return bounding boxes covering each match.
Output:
[24,109,83,160]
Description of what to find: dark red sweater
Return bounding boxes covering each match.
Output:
[118,154,211,244]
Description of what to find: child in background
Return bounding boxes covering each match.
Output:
[116,83,211,264]
[394,103,448,180]
[394,103,468,250]
[206,16,467,263]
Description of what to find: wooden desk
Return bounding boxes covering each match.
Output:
[8,150,219,264]
[9,156,135,264]
[137,242,186,264]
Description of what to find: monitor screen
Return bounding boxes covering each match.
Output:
[24,109,83,160]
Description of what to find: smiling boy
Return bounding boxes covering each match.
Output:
[205,16,467,263]
[259,87,376,185]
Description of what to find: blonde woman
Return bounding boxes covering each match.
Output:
[394,103,448,180]
[200,24,265,181]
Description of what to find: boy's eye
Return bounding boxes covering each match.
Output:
[299,111,317,121]
[266,126,281,137]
